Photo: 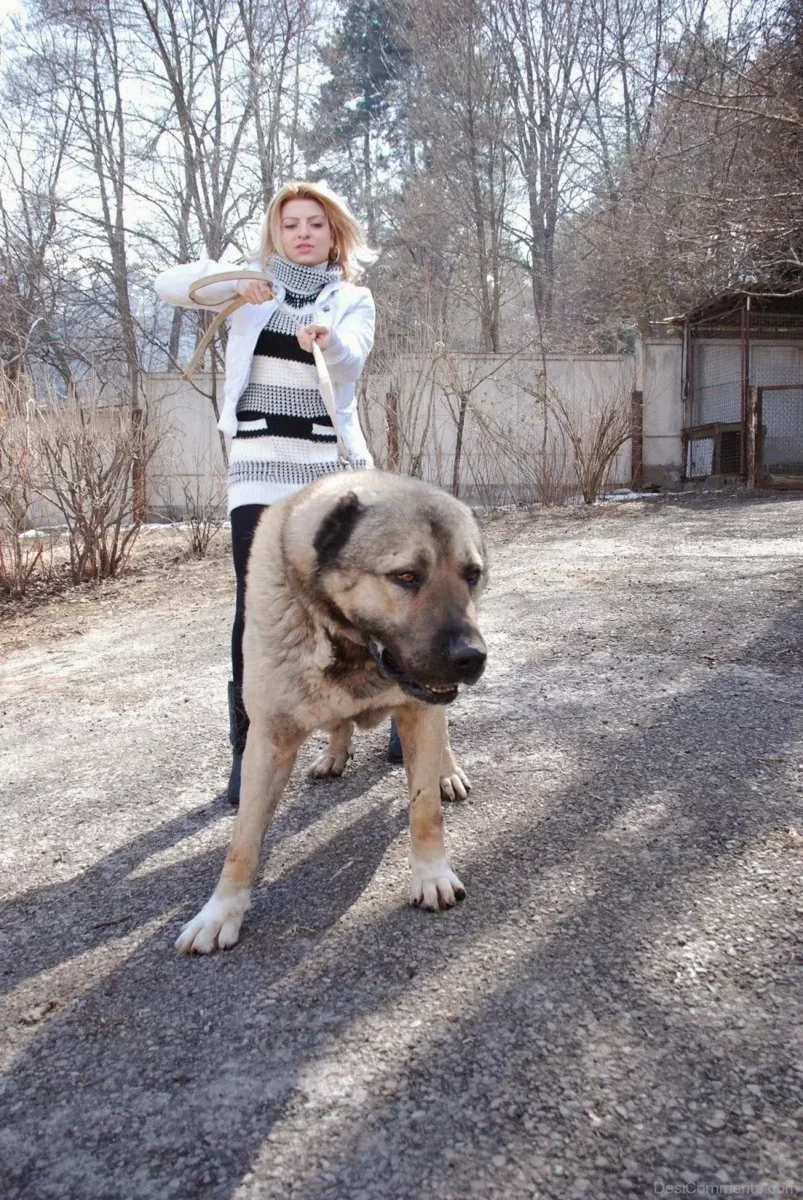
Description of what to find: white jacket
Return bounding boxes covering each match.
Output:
[153,258,375,464]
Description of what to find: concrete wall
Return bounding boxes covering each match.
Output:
[142,337,684,513]
[142,374,227,516]
[358,351,639,505]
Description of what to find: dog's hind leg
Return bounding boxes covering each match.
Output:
[308,719,354,779]
[395,705,466,912]
[176,716,305,954]
[440,728,471,802]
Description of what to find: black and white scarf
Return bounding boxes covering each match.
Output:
[263,254,342,336]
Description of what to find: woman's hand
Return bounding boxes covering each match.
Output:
[235,277,274,305]
[297,323,332,353]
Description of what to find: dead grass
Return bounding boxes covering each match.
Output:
[0,526,233,655]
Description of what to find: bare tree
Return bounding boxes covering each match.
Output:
[2,0,797,470]
[21,0,148,411]
[135,0,319,442]
[491,0,596,325]
[369,0,515,353]
[0,57,81,390]
[558,0,801,336]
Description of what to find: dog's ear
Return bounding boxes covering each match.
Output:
[313,491,366,572]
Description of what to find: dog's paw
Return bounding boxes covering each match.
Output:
[410,858,466,910]
[440,766,471,802]
[175,892,250,955]
[308,748,351,779]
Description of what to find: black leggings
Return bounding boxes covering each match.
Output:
[230,504,268,688]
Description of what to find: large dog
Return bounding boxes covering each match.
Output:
[176,470,487,954]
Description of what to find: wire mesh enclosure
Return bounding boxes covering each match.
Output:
[674,293,803,486]
[758,386,803,481]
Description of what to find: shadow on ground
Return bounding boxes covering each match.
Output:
[1,524,801,1200]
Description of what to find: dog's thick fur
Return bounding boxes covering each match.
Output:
[176,471,487,954]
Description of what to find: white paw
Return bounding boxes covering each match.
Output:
[410,858,466,910]
[175,892,251,955]
[308,747,351,779]
[440,767,471,802]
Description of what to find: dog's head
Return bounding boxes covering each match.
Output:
[284,472,488,704]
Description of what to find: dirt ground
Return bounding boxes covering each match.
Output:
[1,492,802,1200]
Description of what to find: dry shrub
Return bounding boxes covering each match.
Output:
[0,379,48,597]
[435,356,574,507]
[362,353,447,482]
[160,450,228,559]
[150,429,228,558]
[463,404,572,507]
[38,395,163,583]
[178,465,227,558]
[548,385,633,504]
[362,331,633,508]
[359,310,454,487]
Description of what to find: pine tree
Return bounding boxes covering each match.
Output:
[306,0,412,242]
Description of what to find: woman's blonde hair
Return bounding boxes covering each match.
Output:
[256,181,372,283]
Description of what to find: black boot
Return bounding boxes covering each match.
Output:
[388,716,403,763]
[227,680,249,806]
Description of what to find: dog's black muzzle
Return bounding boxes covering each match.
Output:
[368,636,487,704]
[443,636,487,685]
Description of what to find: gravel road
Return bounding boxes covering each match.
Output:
[1,492,801,1200]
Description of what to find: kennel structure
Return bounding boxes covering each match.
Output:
[669,291,803,486]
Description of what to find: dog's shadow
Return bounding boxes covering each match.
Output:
[0,737,405,1001]
[1,757,409,1198]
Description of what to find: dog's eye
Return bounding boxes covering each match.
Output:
[464,566,482,587]
[389,571,420,589]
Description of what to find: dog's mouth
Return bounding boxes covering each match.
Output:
[368,640,459,705]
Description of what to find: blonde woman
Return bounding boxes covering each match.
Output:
[155,181,401,803]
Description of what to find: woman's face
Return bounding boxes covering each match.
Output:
[279,198,334,265]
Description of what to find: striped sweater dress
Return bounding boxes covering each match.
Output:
[227,254,371,513]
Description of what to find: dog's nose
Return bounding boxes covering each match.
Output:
[445,637,487,681]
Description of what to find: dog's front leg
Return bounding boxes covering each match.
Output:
[176,717,304,954]
[395,705,466,911]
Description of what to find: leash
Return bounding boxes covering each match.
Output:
[182,269,353,468]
